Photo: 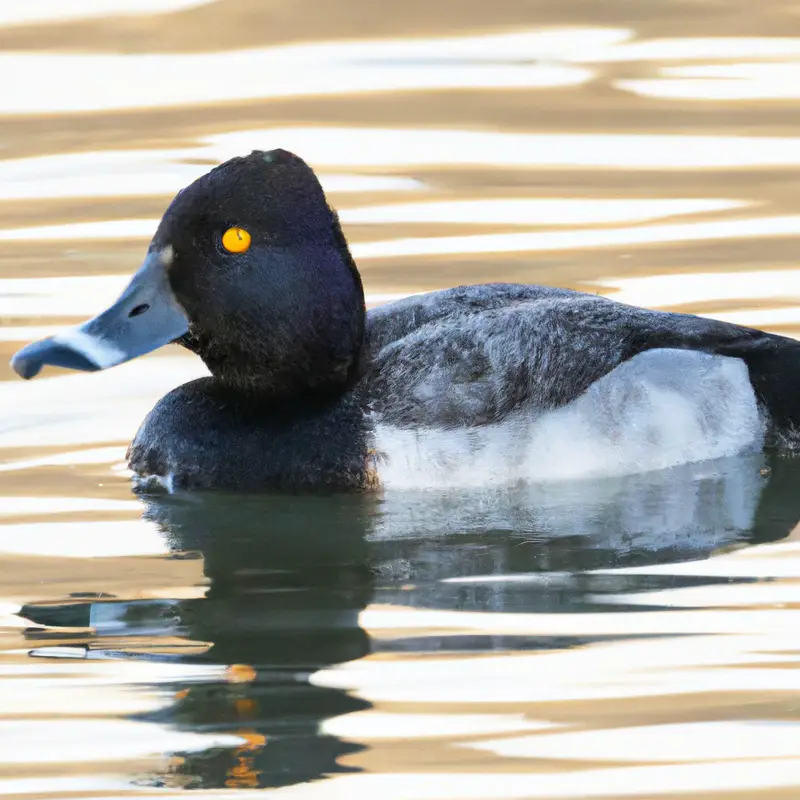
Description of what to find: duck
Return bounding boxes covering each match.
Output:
[10,149,800,492]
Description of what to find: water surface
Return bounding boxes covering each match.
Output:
[2,1,800,797]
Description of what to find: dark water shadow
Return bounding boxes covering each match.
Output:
[20,452,800,788]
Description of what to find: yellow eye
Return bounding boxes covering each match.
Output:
[221,227,251,253]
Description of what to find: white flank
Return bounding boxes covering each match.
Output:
[373,349,764,489]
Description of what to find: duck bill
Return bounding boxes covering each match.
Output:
[10,249,189,380]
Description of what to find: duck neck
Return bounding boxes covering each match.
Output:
[181,234,366,405]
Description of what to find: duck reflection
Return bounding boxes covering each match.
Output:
[145,494,374,789]
[20,452,800,789]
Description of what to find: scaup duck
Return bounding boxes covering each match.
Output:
[10,149,800,491]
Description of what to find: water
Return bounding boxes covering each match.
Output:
[2,0,800,796]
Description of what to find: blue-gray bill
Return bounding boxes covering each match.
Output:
[10,249,189,380]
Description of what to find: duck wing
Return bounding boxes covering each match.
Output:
[363,283,800,436]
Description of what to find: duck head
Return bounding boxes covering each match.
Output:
[11,149,366,399]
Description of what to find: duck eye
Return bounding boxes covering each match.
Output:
[221,227,251,254]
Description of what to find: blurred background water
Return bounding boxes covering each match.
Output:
[2,1,800,797]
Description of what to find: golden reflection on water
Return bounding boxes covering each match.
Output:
[2,0,800,797]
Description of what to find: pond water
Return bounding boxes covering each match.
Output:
[2,1,800,797]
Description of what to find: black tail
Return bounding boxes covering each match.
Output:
[740,341,800,448]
